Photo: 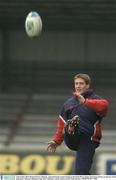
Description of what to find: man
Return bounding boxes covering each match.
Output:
[47,73,109,175]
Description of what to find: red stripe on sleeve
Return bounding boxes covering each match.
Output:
[84,99,109,117]
[53,115,65,145]
[91,121,102,143]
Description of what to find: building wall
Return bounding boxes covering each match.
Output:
[0,30,116,64]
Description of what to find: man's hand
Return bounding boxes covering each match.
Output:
[47,140,58,152]
[73,92,85,104]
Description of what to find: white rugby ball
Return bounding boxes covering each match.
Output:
[25,11,42,38]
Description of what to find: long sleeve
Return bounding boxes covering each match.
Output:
[53,115,65,145]
[84,99,109,117]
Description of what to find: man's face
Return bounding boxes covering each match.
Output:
[74,78,90,94]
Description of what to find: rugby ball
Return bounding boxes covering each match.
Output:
[25,11,42,38]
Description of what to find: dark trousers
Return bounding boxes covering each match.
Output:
[64,132,99,175]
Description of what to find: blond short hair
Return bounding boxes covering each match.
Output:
[74,73,91,85]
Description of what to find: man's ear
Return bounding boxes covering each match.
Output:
[87,84,90,89]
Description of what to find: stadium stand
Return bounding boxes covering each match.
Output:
[1,61,115,93]
[0,61,115,152]
[0,0,116,175]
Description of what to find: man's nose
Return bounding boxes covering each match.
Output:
[77,84,80,87]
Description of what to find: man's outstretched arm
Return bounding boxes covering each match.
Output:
[47,116,65,152]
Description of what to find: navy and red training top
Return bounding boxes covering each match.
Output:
[53,89,109,145]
